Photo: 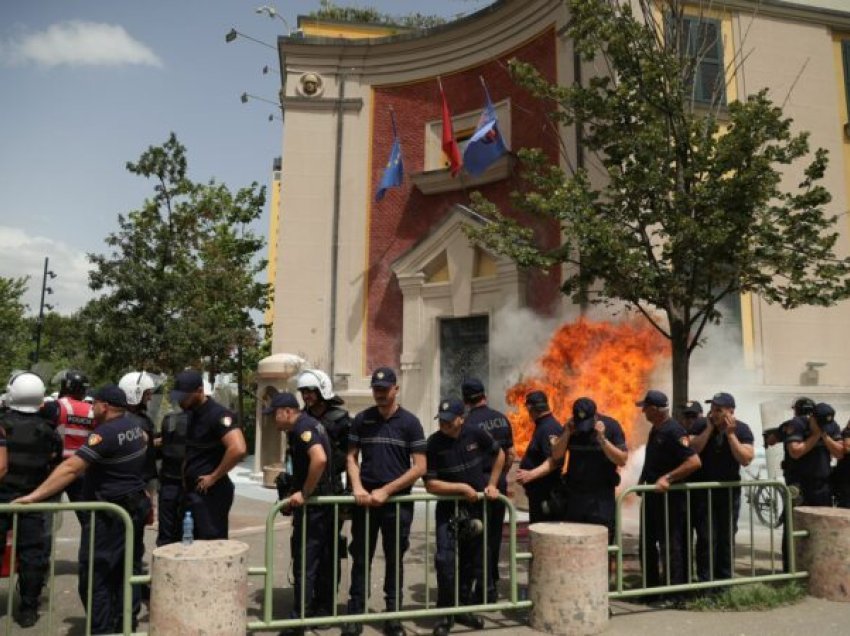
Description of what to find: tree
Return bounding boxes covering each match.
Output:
[0,276,30,382]
[85,133,270,380]
[468,0,850,411]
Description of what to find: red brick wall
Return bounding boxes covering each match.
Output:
[367,27,561,370]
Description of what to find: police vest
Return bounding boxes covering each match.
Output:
[57,397,94,458]
[0,411,60,496]
[159,411,188,481]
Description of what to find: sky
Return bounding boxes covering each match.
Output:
[0,0,491,315]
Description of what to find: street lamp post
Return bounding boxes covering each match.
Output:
[32,256,56,365]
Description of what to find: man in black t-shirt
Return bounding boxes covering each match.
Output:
[515,391,563,523]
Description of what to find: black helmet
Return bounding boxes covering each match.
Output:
[792,397,815,417]
[59,369,89,399]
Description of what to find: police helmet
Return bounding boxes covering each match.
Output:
[58,369,89,399]
[6,372,46,413]
[118,371,160,406]
[296,369,335,401]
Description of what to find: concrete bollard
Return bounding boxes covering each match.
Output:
[150,540,250,635]
[794,506,850,602]
[528,522,608,636]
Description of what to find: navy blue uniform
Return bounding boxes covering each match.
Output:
[76,415,150,634]
[689,418,754,580]
[347,406,426,613]
[288,413,335,619]
[519,413,563,523]
[562,415,626,540]
[426,424,500,607]
[639,419,696,587]
[464,404,513,599]
[833,423,850,508]
[184,398,239,539]
[783,416,839,505]
[0,411,62,615]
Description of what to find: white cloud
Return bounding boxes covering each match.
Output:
[3,21,162,68]
[0,226,95,314]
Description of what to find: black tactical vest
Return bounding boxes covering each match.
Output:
[159,411,188,482]
[0,410,61,497]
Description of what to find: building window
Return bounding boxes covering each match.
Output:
[675,16,726,106]
[842,40,850,121]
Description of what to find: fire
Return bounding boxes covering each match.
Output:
[506,318,670,457]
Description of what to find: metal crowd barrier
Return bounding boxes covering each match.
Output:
[246,492,532,633]
[0,501,145,636]
[609,480,809,600]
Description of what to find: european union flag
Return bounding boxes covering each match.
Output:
[376,113,404,201]
[463,81,508,177]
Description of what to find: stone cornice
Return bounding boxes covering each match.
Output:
[687,0,850,30]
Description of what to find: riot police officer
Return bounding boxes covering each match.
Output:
[832,415,850,508]
[170,370,247,539]
[688,392,754,581]
[637,390,701,591]
[425,397,504,636]
[461,377,514,601]
[154,408,188,546]
[14,384,150,635]
[0,372,62,627]
[785,401,842,504]
[54,369,94,524]
[266,392,334,636]
[342,367,426,636]
[296,369,351,616]
[515,391,563,523]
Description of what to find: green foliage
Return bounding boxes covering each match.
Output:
[468,0,850,406]
[85,133,271,380]
[685,582,806,611]
[0,276,30,382]
[309,0,447,30]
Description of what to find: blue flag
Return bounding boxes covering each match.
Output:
[463,81,508,176]
[376,112,404,201]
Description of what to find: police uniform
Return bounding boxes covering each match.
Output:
[346,404,426,615]
[76,411,150,634]
[833,421,850,508]
[0,408,62,621]
[639,418,696,587]
[56,395,95,524]
[783,415,839,506]
[689,416,754,580]
[184,398,239,539]
[426,419,500,609]
[562,412,626,541]
[464,402,513,600]
[155,411,188,545]
[519,411,563,523]
[288,412,335,621]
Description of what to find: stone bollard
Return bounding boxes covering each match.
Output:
[794,506,850,602]
[528,522,608,636]
[150,540,249,635]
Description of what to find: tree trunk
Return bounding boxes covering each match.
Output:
[669,318,690,420]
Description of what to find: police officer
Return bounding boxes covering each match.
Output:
[0,372,62,627]
[342,367,426,636]
[54,369,95,523]
[515,391,563,523]
[832,415,850,508]
[296,369,351,617]
[425,398,504,636]
[637,389,701,591]
[688,392,754,581]
[266,392,335,636]
[461,377,514,601]
[681,400,708,581]
[785,401,843,505]
[154,407,188,546]
[170,370,247,540]
[14,384,151,635]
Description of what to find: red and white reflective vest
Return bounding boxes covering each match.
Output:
[57,397,94,458]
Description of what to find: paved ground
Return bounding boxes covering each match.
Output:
[1,460,848,635]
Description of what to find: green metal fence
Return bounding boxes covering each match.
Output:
[609,480,808,600]
[246,492,532,633]
[0,501,145,636]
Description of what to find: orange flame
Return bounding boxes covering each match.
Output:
[507,318,670,457]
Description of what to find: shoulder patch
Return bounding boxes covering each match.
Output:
[548,435,559,447]
[88,433,102,446]
[300,430,312,443]
[679,436,690,447]
[221,416,233,427]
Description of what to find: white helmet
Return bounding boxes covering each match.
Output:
[118,371,159,406]
[296,369,335,401]
[6,372,46,413]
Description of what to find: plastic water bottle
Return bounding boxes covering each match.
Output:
[182,511,194,546]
